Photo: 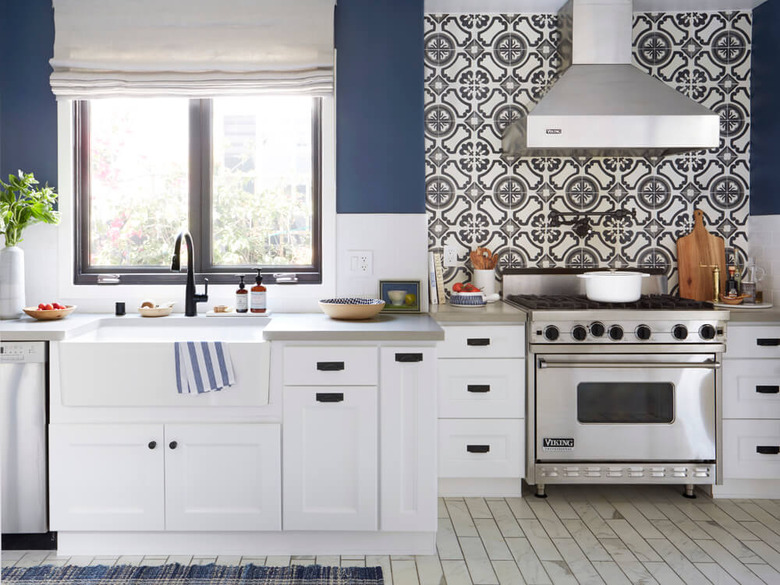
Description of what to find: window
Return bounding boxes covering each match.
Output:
[75,97,322,284]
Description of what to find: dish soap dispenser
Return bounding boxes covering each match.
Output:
[235,275,248,313]
[250,269,266,314]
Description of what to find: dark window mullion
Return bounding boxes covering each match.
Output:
[188,99,210,274]
[75,101,91,283]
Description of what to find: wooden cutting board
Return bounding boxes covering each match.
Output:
[677,209,726,301]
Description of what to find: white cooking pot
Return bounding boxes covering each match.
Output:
[577,270,649,302]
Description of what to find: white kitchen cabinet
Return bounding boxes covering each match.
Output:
[164,424,281,531]
[49,424,165,531]
[50,423,281,531]
[715,322,780,498]
[283,385,378,531]
[379,347,437,532]
[437,323,525,497]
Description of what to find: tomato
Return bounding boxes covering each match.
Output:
[52,303,63,309]
[452,282,463,293]
[38,303,46,310]
[463,283,479,292]
[43,303,54,311]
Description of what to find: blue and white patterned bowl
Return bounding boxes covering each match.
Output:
[319,297,386,320]
[449,292,487,307]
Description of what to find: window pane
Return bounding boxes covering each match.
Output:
[88,99,189,267]
[212,97,314,266]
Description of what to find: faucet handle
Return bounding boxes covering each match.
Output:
[195,277,209,303]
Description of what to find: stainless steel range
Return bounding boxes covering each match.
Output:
[503,269,729,498]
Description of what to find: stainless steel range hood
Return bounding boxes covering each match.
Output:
[502,0,720,157]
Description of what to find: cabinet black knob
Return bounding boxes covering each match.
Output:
[757,338,780,346]
[148,441,157,450]
[756,385,780,394]
[169,441,178,450]
[317,361,345,371]
[756,446,780,455]
[467,338,490,346]
[316,392,345,403]
[466,444,490,453]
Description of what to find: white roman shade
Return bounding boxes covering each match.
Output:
[50,0,336,99]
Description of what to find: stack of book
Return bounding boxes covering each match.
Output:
[428,251,446,304]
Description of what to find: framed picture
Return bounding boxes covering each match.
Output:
[379,280,421,313]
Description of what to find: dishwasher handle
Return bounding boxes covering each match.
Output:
[537,358,720,370]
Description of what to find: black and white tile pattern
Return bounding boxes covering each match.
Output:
[425,12,751,293]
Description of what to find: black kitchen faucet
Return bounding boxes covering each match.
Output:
[171,230,208,316]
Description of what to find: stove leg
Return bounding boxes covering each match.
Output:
[683,484,696,499]
[535,484,548,498]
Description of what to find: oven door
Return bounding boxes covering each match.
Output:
[535,353,717,462]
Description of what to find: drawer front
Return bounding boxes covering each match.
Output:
[723,419,780,479]
[727,325,780,359]
[438,359,525,419]
[283,346,377,386]
[438,419,523,478]
[438,325,525,359]
[723,359,780,419]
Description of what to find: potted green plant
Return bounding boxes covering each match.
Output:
[0,171,59,319]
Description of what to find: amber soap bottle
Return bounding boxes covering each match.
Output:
[250,269,266,313]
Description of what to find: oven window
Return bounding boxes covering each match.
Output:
[577,383,674,423]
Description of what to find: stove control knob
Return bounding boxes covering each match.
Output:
[635,325,652,340]
[590,322,605,337]
[572,325,588,341]
[544,326,560,341]
[608,325,624,341]
[699,324,716,340]
[672,324,689,340]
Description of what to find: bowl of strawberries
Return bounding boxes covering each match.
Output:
[23,302,76,320]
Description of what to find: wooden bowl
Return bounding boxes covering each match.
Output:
[319,298,385,320]
[138,304,174,317]
[719,294,747,305]
[23,305,77,320]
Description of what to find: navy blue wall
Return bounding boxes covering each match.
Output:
[0,0,58,188]
[750,0,780,216]
[335,0,425,214]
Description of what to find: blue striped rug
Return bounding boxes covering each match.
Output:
[1,563,383,585]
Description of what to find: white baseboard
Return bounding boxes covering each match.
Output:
[56,531,437,556]
[438,477,523,497]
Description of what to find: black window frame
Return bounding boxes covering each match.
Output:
[74,98,323,285]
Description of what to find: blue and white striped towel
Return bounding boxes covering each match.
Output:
[174,341,235,394]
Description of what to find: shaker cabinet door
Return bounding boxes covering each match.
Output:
[283,386,378,531]
[164,423,281,531]
[49,424,165,531]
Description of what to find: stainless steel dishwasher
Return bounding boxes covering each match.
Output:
[1,341,48,535]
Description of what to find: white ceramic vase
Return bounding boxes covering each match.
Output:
[0,246,25,319]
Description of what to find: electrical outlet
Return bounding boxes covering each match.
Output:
[443,245,458,267]
[348,250,373,275]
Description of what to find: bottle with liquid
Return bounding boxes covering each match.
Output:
[724,265,739,298]
[235,275,248,313]
[250,269,266,314]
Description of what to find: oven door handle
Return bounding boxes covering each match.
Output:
[537,358,720,369]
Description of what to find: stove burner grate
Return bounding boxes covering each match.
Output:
[506,294,714,311]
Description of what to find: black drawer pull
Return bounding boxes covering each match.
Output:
[169,441,177,450]
[467,444,490,453]
[316,392,344,403]
[467,384,491,393]
[756,385,780,394]
[467,338,490,346]
[757,338,780,347]
[316,361,345,371]
[757,446,780,455]
[148,441,157,450]
[395,353,423,363]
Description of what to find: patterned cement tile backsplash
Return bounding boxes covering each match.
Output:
[424,11,751,294]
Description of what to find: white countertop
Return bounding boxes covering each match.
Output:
[1,312,444,342]
[262,313,444,341]
[429,300,526,323]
